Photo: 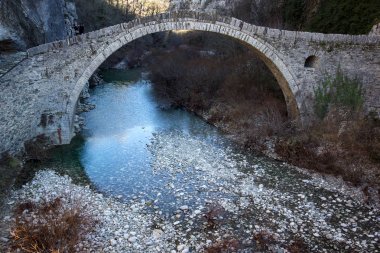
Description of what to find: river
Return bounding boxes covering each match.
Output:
[21,69,379,252]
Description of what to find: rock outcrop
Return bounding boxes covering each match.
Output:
[370,23,380,36]
[169,0,238,15]
[0,0,77,51]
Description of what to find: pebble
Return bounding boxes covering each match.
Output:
[110,239,117,246]
[152,229,164,239]
[128,237,137,243]
[177,244,186,251]
[180,205,189,211]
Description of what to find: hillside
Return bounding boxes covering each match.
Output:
[171,0,380,34]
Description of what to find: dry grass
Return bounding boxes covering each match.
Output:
[11,197,94,253]
[287,236,310,253]
[203,203,226,230]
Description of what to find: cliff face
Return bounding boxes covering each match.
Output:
[170,0,379,34]
[168,0,302,28]
[169,0,238,15]
[0,0,77,51]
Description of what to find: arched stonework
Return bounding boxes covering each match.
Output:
[65,19,301,137]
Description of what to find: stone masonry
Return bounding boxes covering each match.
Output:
[0,11,379,153]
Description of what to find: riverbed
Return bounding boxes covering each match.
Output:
[8,70,380,252]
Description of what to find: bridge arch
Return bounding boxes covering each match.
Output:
[64,13,301,140]
[2,11,378,152]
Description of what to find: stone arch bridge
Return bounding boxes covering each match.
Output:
[1,11,379,153]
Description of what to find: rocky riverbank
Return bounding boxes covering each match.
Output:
[73,72,104,133]
[3,129,380,252]
[6,171,188,252]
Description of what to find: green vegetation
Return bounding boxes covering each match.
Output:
[314,68,364,119]
[275,69,379,187]
[234,0,380,34]
[306,0,380,34]
[283,0,305,30]
[314,75,330,120]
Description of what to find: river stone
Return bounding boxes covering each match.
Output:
[152,229,164,239]
[180,205,189,211]
[128,236,137,243]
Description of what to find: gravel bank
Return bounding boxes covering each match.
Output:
[4,131,380,252]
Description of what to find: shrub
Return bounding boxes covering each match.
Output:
[287,236,310,253]
[253,230,278,251]
[205,238,240,253]
[284,0,306,29]
[203,203,226,230]
[314,76,331,119]
[11,197,94,253]
[332,70,364,111]
[314,68,363,119]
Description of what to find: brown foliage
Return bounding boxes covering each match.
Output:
[253,230,277,251]
[287,236,310,253]
[205,238,240,253]
[203,203,226,230]
[11,197,94,253]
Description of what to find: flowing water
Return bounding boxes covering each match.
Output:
[23,70,379,252]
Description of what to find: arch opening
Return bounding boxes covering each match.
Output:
[304,55,319,68]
